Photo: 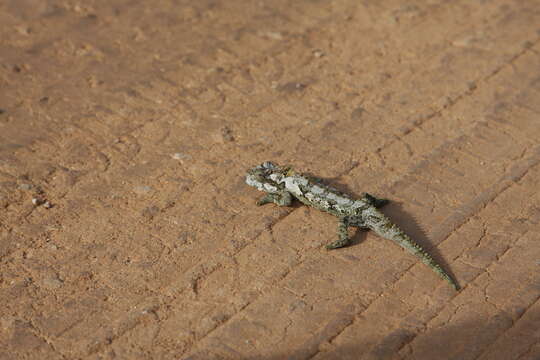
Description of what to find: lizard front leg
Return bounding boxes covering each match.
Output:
[326,217,351,249]
[257,191,293,206]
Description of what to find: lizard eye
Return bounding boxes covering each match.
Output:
[261,161,276,169]
[284,167,295,176]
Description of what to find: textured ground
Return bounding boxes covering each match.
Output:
[1,1,540,359]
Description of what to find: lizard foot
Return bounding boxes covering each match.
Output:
[326,238,351,249]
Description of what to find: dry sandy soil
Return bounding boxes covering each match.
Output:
[1,1,540,359]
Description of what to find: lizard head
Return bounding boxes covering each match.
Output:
[246,161,291,193]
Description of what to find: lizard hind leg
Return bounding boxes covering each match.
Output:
[326,217,352,250]
[363,193,390,208]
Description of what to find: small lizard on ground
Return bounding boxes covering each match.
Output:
[246,161,459,290]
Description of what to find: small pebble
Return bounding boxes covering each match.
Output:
[133,185,152,195]
[42,276,63,289]
[43,201,53,209]
[221,126,235,142]
[32,198,44,206]
[261,31,283,40]
[313,49,325,58]
[172,153,191,160]
[18,183,32,190]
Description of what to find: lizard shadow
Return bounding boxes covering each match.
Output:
[302,173,459,287]
[243,308,532,360]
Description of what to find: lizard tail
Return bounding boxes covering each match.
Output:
[365,207,460,290]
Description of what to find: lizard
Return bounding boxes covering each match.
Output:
[245,161,459,290]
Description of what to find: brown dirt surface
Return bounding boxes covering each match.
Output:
[1,1,540,359]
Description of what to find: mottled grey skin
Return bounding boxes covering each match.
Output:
[246,161,459,290]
